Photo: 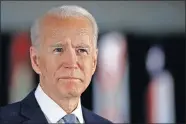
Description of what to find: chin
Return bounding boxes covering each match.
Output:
[58,87,83,98]
[57,81,85,97]
[61,90,81,98]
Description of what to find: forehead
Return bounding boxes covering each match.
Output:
[40,15,93,41]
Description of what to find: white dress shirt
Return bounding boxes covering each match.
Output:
[34,84,84,123]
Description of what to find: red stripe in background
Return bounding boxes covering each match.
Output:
[9,32,31,86]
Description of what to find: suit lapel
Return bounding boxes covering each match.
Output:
[82,106,96,123]
[19,89,100,124]
[20,89,48,124]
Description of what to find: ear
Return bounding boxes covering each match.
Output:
[92,48,98,75]
[30,46,41,74]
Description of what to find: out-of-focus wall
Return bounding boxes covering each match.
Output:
[1,1,185,33]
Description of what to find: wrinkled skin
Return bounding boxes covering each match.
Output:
[30,15,98,103]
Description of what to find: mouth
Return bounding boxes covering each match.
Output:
[59,77,82,82]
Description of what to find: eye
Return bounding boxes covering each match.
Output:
[77,48,89,55]
[53,47,63,54]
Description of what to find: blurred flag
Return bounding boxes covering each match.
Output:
[146,45,175,123]
[8,32,34,103]
[93,31,130,123]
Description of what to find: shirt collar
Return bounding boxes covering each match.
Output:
[34,84,84,123]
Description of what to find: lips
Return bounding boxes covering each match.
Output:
[59,76,82,82]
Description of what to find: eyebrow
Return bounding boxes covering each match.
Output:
[75,43,90,49]
[50,42,90,49]
[50,43,65,48]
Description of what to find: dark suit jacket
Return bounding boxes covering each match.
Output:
[0,89,112,124]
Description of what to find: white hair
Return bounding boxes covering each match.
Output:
[30,5,98,48]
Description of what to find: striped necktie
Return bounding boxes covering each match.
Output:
[58,114,79,123]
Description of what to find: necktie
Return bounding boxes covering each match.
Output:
[58,114,79,123]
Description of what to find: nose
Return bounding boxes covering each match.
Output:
[63,47,78,69]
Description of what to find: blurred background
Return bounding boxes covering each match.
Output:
[1,1,185,123]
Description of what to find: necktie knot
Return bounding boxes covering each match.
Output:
[59,114,78,123]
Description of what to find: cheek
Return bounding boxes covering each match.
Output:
[40,55,59,77]
[81,57,94,81]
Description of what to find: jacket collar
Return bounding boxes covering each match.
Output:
[20,88,97,124]
[20,89,48,124]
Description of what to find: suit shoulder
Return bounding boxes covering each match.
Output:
[84,108,113,124]
[0,102,22,122]
[1,101,21,114]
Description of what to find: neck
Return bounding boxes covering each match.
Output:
[59,97,79,114]
[39,82,80,114]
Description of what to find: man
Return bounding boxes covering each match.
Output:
[0,5,112,124]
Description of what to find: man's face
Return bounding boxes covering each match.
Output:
[30,15,97,99]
